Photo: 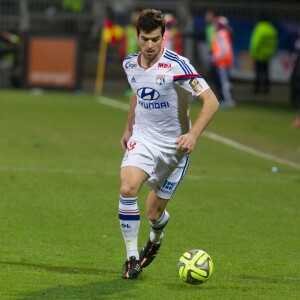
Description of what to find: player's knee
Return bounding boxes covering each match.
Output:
[120,184,139,198]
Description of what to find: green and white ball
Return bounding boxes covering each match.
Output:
[178,249,214,285]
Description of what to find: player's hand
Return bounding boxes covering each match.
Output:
[120,130,132,150]
[175,132,197,154]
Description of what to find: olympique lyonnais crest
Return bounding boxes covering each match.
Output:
[156,74,165,85]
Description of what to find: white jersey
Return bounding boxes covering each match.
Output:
[123,48,210,154]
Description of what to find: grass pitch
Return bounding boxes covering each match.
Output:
[0,89,299,299]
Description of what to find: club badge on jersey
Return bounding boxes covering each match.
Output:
[156,74,165,85]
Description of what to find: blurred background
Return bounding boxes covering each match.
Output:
[0,0,300,107]
[0,3,299,297]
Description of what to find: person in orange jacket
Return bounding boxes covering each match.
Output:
[211,16,235,108]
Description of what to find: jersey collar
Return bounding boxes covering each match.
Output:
[137,47,166,70]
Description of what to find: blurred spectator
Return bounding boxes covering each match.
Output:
[249,15,278,94]
[0,30,22,87]
[204,10,218,53]
[205,10,233,51]
[119,11,139,97]
[110,0,133,25]
[290,27,300,128]
[204,10,234,77]
[119,11,140,59]
[61,0,84,12]
[0,31,17,58]
[61,0,84,33]
[162,13,183,55]
[211,17,235,108]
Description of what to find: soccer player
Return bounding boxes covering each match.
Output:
[119,9,219,279]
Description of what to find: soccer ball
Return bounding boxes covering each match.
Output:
[178,249,214,285]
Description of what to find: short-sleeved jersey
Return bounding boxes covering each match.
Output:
[123,48,210,153]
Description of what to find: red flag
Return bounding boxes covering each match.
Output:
[102,19,123,44]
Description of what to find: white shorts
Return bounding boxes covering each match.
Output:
[121,136,190,200]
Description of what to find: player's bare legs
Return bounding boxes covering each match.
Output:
[120,166,148,198]
[139,190,170,268]
[146,190,168,222]
[119,166,148,279]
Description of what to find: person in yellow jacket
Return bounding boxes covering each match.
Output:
[211,17,235,108]
[205,10,217,53]
[119,11,140,97]
[120,11,140,59]
[62,0,84,12]
[250,16,278,94]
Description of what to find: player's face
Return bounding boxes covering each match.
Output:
[138,28,163,64]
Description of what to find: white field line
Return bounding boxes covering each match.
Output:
[0,166,122,176]
[0,166,100,174]
[97,95,130,111]
[97,95,300,170]
[203,132,300,170]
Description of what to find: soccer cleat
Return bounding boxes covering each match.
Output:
[122,256,142,279]
[139,238,162,268]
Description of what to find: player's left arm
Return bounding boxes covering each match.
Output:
[176,88,219,153]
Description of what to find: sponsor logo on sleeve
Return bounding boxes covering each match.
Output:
[189,78,203,94]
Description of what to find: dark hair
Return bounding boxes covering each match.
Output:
[136,9,166,36]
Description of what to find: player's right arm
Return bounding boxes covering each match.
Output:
[120,92,137,150]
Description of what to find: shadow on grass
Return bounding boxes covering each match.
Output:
[20,280,139,299]
[0,260,141,299]
[0,260,104,275]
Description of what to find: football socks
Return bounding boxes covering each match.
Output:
[119,196,140,259]
[149,210,169,244]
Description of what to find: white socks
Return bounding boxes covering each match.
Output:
[118,196,140,259]
[149,210,170,244]
[119,196,170,257]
